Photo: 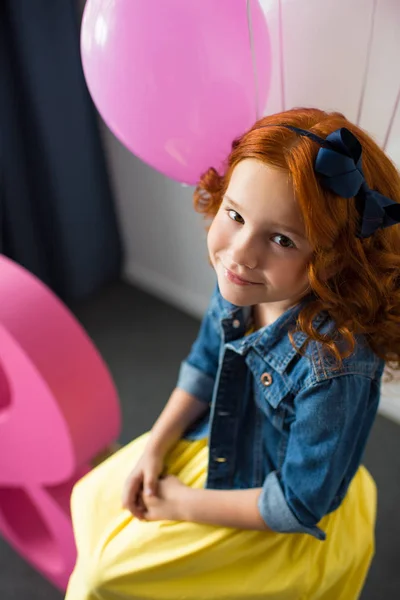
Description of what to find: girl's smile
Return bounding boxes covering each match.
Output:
[223,267,262,286]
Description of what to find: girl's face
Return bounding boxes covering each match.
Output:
[207,159,314,324]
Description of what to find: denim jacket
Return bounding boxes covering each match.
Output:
[176,283,385,540]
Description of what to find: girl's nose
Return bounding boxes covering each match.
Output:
[229,231,258,271]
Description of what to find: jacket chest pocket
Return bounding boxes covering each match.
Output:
[252,366,294,432]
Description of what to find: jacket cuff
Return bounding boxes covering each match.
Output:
[176,361,214,404]
[258,471,326,541]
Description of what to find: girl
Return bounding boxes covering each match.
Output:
[65,108,400,600]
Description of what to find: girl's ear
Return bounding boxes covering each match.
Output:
[311,251,340,283]
[319,264,339,282]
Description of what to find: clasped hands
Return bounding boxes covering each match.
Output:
[121,449,190,522]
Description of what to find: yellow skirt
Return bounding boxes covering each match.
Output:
[65,433,376,600]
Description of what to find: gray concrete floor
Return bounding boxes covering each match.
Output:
[0,280,399,598]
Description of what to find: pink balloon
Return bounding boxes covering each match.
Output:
[81,0,271,184]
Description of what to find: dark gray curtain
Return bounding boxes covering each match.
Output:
[0,0,123,302]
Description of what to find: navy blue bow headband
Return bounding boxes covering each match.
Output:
[263,124,400,239]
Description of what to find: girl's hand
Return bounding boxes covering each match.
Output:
[121,450,165,519]
[141,475,190,522]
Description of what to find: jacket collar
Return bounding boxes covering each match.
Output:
[216,287,329,375]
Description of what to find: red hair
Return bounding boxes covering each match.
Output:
[193,108,400,378]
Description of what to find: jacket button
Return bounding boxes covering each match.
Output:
[261,372,273,387]
[215,457,227,463]
[232,319,241,328]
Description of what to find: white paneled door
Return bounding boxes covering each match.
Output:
[259,0,400,167]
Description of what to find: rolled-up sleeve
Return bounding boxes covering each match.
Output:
[177,362,216,404]
[258,375,376,540]
[176,285,221,404]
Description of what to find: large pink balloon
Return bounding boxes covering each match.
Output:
[81,0,271,184]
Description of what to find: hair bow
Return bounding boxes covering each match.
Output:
[282,125,400,238]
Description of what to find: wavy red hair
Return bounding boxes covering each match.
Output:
[193,108,400,379]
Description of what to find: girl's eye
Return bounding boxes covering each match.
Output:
[225,208,296,249]
[272,234,296,249]
[227,209,244,224]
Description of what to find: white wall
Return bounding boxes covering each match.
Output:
[90,0,400,421]
[99,122,215,319]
